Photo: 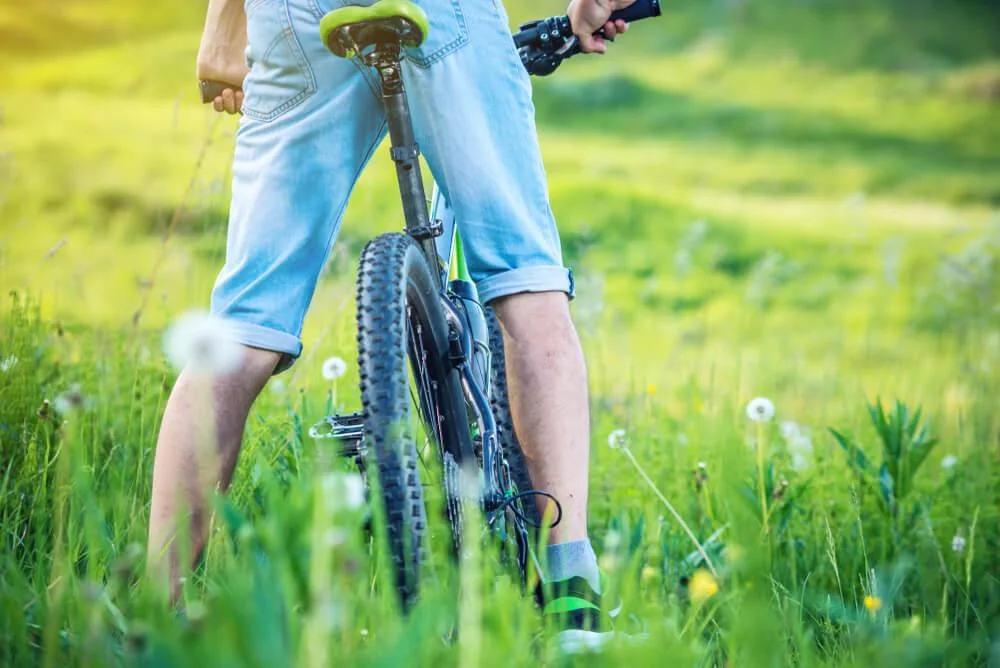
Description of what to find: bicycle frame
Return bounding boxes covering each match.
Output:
[360,43,519,526]
[431,191,513,515]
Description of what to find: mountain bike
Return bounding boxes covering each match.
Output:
[203,0,661,610]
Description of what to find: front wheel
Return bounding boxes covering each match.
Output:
[356,233,476,609]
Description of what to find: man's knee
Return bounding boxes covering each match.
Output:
[491,291,576,342]
[173,345,280,400]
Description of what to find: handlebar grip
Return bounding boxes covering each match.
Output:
[199,79,241,104]
[513,0,661,50]
[608,0,661,24]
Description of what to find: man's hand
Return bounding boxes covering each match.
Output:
[197,0,250,114]
[567,0,637,54]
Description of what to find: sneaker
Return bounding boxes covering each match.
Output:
[539,576,618,654]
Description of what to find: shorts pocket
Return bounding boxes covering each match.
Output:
[242,0,317,122]
[403,0,469,68]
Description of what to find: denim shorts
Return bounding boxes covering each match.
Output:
[210,0,572,370]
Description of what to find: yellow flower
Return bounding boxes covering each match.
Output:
[689,569,719,604]
[646,384,657,395]
[641,565,658,582]
[864,595,882,614]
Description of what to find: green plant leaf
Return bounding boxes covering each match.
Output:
[829,428,870,474]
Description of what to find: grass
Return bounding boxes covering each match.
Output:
[1,0,1000,665]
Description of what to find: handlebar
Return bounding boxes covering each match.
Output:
[512,0,661,76]
[201,0,661,102]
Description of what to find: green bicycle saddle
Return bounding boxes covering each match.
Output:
[320,0,430,59]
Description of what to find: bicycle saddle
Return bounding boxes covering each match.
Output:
[320,0,429,59]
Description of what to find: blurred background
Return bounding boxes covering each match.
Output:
[2,0,999,390]
[1,1,1000,664]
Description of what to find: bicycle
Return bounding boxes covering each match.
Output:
[202,0,661,610]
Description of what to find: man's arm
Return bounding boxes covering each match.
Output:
[197,0,250,114]
[567,0,637,54]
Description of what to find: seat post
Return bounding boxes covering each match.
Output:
[368,45,442,287]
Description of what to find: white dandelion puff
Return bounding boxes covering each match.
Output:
[53,384,90,414]
[322,356,348,381]
[951,532,966,554]
[162,311,242,374]
[607,428,628,450]
[746,397,776,423]
[322,472,366,510]
[779,420,800,440]
[791,451,809,471]
[787,429,813,470]
[0,355,17,373]
[269,379,287,396]
[603,530,623,552]
[941,455,958,471]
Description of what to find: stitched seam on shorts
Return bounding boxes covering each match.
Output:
[242,2,318,122]
[405,0,469,68]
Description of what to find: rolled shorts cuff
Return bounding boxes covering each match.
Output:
[476,265,575,305]
[224,319,303,374]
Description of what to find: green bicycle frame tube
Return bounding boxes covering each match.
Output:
[452,228,472,283]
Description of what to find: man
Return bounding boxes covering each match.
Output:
[148,0,633,651]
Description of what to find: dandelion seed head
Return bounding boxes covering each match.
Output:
[941,455,958,471]
[746,397,776,423]
[162,311,242,374]
[603,530,622,552]
[779,420,800,440]
[322,356,348,380]
[322,472,367,511]
[791,451,810,471]
[53,384,89,414]
[607,428,628,450]
[0,355,18,373]
[791,434,813,453]
[689,569,719,604]
[269,379,287,395]
[951,533,966,554]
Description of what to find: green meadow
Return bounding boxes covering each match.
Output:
[1,0,999,665]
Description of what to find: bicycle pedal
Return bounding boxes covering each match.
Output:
[310,412,366,458]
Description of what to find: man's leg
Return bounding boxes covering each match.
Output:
[490,292,589,540]
[148,0,389,599]
[490,293,599,589]
[147,348,280,601]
